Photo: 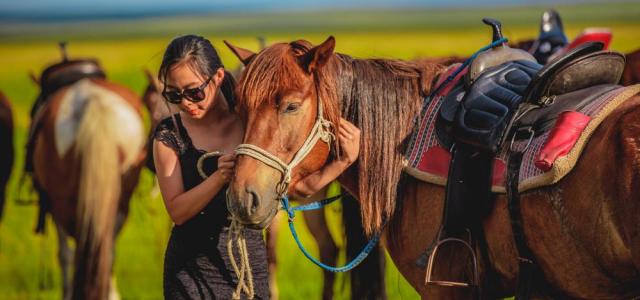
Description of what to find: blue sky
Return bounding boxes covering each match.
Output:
[0,0,602,17]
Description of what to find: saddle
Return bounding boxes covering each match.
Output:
[425,19,626,297]
[529,9,569,64]
[32,58,106,117]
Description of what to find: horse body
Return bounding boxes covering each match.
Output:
[33,78,146,300]
[389,105,640,298]
[0,91,13,222]
[226,37,640,299]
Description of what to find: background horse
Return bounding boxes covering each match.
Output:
[225,36,640,299]
[32,78,146,300]
[142,66,386,299]
[0,91,13,222]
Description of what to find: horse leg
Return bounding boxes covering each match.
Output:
[385,177,476,300]
[107,210,127,300]
[302,207,337,300]
[266,212,282,300]
[55,222,73,300]
[107,168,138,300]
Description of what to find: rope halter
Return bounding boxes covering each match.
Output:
[234,98,334,197]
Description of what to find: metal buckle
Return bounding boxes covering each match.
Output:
[539,95,556,107]
[509,127,535,153]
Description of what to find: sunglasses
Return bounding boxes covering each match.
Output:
[162,77,212,104]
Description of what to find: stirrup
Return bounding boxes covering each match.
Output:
[424,236,479,288]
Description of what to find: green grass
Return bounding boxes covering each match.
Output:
[1,3,639,299]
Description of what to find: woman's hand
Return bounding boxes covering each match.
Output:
[337,118,361,165]
[216,153,235,182]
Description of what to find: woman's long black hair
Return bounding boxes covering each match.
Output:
[158,34,236,110]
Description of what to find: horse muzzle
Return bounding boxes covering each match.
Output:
[226,185,279,229]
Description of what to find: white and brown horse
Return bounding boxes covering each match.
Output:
[32,78,146,300]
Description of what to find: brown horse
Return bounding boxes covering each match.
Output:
[0,91,13,222]
[622,48,640,86]
[224,36,640,299]
[142,69,349,300]
[32,78,146,300]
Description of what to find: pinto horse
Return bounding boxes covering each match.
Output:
[224,36,640,299]
[0,91,13,222]
[31,78,146,300]
[142,70,365,300]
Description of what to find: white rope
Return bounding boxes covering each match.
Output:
[227,219,255,299]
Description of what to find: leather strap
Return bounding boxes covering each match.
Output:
[506,150,538,299]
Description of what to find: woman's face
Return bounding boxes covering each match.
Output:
[164,62,224,119]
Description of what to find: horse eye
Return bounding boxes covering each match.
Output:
[284,102,301,113]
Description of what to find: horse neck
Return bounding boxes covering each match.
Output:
[322,54,431,234]
[330,54,427,125]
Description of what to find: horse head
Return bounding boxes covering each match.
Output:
[225,37,340,228]
[142,68,170,128]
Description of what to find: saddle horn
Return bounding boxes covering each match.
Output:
[59,41,69,62]
[467,18,536,86]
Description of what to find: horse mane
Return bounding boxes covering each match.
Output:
[237,40,445,235]
[318,54,443,235]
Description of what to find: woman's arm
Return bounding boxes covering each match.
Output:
[153,140,234,225]
[293,118,361,198]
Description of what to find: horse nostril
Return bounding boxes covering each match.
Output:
[246,188,261,215]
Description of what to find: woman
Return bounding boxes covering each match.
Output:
[153,35,360,300]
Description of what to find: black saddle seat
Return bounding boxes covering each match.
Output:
[523,42,625,106]
[40,59,106,96]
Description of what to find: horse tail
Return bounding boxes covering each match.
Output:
[71,80,144,300]
[342,193,387,299]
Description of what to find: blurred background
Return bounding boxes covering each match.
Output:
[0,0,639,299]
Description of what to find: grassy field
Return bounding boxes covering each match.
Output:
[0,2,639,299]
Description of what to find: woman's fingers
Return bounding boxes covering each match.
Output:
[218,160,235,170]
[218,153,235,162]
[339,127,353,140]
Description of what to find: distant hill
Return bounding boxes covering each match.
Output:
[1,1,638,42]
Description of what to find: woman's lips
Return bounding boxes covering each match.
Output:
[188,109,198,115]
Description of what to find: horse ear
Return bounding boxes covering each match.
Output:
[28,71,39,86]
[300,36,335,74]
[224,40,256,66]
[143,68,161,91]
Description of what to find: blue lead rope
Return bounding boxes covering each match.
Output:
[281,195,381,273]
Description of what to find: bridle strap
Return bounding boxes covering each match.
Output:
[234,98,333,196]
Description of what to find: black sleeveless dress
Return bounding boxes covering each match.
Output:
[154,114,269,300]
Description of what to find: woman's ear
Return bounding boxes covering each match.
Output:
[214,68,225,87]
